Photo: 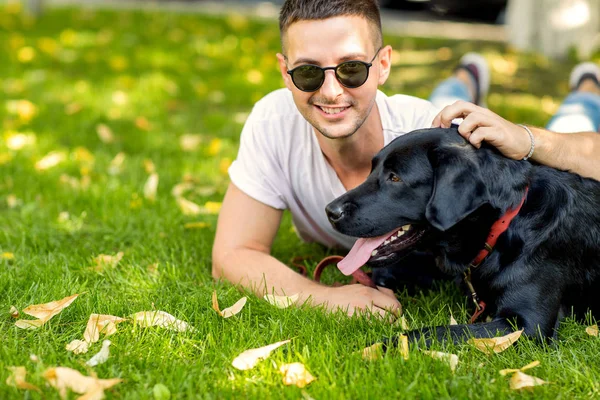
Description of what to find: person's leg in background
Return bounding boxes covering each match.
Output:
[546,62,600,133]
[429,53,491,109]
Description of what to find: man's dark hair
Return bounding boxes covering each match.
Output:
[279,0,383,52]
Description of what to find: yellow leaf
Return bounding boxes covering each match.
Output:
[212,291,247,318]
[279,362,316,388]
[207,138,222,156]
[91,252,123,272]
[586,324,599,337]
[423,350,459,373]
[393,315,410,330]
[6,366,41,392]
[219,157,232,175]
[9,305,19,318]
[65,102,83,115]
[96,124,114,144]
[17,46,36,63]
[6,195,21,208]
[246,69,263,85]
[15,293,80,329]
[184,221,210,229]
[361,343,383,361]
[499,360,540,376]
[263,294,299,309]
[179,134,203,152]
[468,330,523,355]
[509,371,549,390]
[143,173,159,201]
[177,197,202,216]
[135,116,151,131]
[203,201,222,214]
[86,340,112,367]
[450,315,457,325]
[5,131,36,150]
[43,367,122,399]
[66,339,90,354]
[83,314,127,343]
[231,339,291,370]
[171,182,195,198]
[6,99,37,121]
[108,152,126,175]
[399,334,409,360]
[2,252,15,260]
[143,159,155,174]
[35,151,66,171]
[131,310,194,332]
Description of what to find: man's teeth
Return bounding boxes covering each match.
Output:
[321,107,346,114]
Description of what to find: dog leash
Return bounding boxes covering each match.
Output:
[465,187,529,323]
[290,255,377,289]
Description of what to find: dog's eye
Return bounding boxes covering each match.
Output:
[388,173,401,183]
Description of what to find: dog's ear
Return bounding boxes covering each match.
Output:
[425,145,489,231]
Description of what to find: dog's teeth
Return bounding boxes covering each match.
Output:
[402,224,411,231]
[384,240,390,245]
[371,250,378,256]
[398,230,405,236]
[390,236,397,241]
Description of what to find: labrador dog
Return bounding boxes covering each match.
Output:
[326,127,600,347]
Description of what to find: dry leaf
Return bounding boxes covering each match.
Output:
[509,371,549,390]
[171,182,194,198]
[83,314,127,343]
[143,159,155,174]
[585,324,599,337]
[450,315,458,325]
[361,343,383,361]
[6,366,41,392]
[468,330,523,355]
[43,366,122,399]
[212,291,247,318]
[86,340,111,367]
[176,197,202,215]
[499,360,540,376]
[9,305,19,318]
[231,339,291,370]
[35,151,66,171]
[108,152,126,175]
[279,362,316,388]
[92,252,123,271]
[393,315,410,330]
[6,132,36,150]
[131,310,194,332]
[399,334,409,360]
[135,116,151,131]
[96,124,114,144]
[179,134,203,151]
[423,351,459,373]
[144,173,159,201]
[66,340,90,354]
[15,293,80,329]
[263,294,299,309]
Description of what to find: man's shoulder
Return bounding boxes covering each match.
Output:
[379,91,438,110]
[250,88,300,121]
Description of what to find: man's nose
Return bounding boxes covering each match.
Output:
[319,70,343,99]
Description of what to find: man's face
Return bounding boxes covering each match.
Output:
[277,16,390,140]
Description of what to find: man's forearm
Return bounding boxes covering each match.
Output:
[530,127,600,181]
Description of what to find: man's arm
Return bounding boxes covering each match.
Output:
[212,183,401,318]
[431,100,600,181]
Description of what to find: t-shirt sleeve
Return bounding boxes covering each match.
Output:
[228,111,288,210]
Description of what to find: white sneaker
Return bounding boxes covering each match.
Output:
[569,62,600,91]
[458,52,490,107]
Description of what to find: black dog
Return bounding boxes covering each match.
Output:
[326,127,600,346]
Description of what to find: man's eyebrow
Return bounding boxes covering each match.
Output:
[290,53,368,67]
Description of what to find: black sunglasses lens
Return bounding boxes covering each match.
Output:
[292,65,325,91]
[336,62,368,88]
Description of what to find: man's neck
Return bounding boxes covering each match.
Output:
[317,103,384,190]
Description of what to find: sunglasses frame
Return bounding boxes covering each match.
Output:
[286,48,382,92]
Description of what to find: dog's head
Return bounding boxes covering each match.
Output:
[326,127,492,275]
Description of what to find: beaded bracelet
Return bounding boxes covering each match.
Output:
[518,124,535,161]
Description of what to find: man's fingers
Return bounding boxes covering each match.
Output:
[376,286,396,299]
[433,100,479,128]
[373,288,402,316]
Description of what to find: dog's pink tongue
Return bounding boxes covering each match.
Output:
[338,233,391,276]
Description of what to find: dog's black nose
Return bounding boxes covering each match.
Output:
[326,203,347,224]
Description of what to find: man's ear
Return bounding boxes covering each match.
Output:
[425,146,489,231]
[377,45,392,85]
[276,53,294,91]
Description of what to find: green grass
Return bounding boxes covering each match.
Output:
[1,3,600,399]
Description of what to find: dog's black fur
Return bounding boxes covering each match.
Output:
[326,127,600,346]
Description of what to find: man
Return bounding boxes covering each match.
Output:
[213,0,600,319]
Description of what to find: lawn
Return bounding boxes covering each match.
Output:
[1,2,600,399]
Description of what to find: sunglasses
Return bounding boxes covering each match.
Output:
[286,48,382,92]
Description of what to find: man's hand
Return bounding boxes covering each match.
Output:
[431,100,532,160]
[305,284,402,320]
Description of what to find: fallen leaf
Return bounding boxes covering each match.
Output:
[6,366,41,392]
[212,291,247,318]
[86,340,111,367]
[176,197,202,215]
[279,362,316,388]
[1,252,15,260]
[131,310,194,332]
[207,138,222,155]
[96,124,114,144]
[586,324,599,337]
[263,294,299,309]
[500,360,540,376]
[184,221,210,229]
[9,305,19,318]
[468,330,523,355]
[393,315,410,330]
[91,252,123,271]
[399,334,409,360]
[171,182,194,198]
[7,194,21,208]
[5,132,36,150]
[66,340,90,355]
[43,366,122,399]
[35,151,66,171]
[509,371,549,390]
[65,102,83,115]
[144,173,159,201]
[83,314,127,343]
[179,134,203,152]
[143,159,155,174]
[423,350,459,373]
[108,152,126,175]
[450,315,457,325]
[203,201,222,214]
[231,339,291,370]
[135,116,151,131]
[15,293,80,329]
[361,343,383,361]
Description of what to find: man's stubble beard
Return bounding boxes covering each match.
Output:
[308,96,377,140]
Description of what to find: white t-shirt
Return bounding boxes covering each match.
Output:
[229,88,440,250]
